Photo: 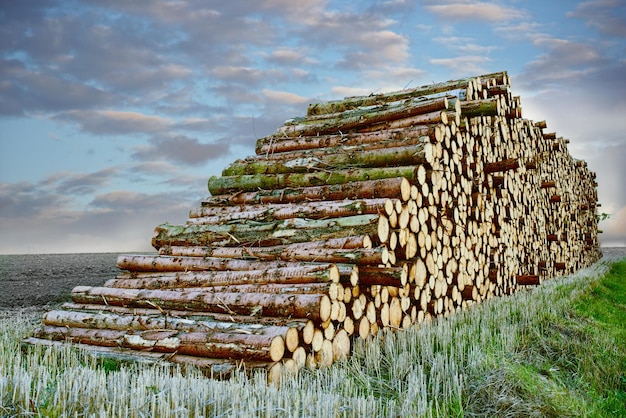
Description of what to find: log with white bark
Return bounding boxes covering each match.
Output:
[34,325,286,362]
[188,199,388,223]
[71,286,332,322]
[151,214,380,249]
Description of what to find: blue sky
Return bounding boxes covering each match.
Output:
[1,0,625,254]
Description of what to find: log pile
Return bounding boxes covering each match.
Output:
[25,71,602,381]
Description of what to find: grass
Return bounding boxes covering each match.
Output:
[1,254,625,417]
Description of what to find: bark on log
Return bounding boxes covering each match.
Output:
[256,124,443,155]
[71,286,332,322]
[460,98,501,118]
[280,97,449,137]
[22,337,275,380]
[306,78,481,115]
[60,303,310,327]
[118,254,360,274]
[34,325,286,362]
[484,159,519,174]
[42,310,301,337]
[203,177,412,206]
[113,261,356,286]
[207,166,422,195]
[189,198,388,223]
[159,244,386,266]
[151,214,379,249]
[222,143,435,176]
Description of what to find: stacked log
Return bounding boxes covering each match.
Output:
[25,71,602,381]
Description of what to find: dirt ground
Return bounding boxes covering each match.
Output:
[0,253,124,309]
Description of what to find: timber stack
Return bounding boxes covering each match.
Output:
[25,71,602,382]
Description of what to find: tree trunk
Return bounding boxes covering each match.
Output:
[108,264,356,289]
[42,310,302,336]
[306,78,480,115]
[59,303,310,327]
[71,286,332,322]
[188,199,388,223]
[222,143,435,176]
[460,98,501,118]
[151,214,379,249]
[22,337,275,380]
[203,177,412,205]
[256,124,443,155]
[207,166,421,195]
[158,244,385,266]
[34,325,286,362]
[279,97,449,137]
[117,254,357,277]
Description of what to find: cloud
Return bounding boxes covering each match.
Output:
[264,48,318,66]
[262,89,309,106]
[54,110,173,135]
[567,0,626,38]
[516,38,608,90]
[131,134,230,166]
[425,2,526,21]
[430,55,492,75]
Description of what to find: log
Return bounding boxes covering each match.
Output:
[71,286,332,322]
[516,275,540,285]
[460,98,501,118]
[42,310,301,337]
[112,262,356,286]
[151,214,379,249]
[484,159,519,174]
[161,236,372,257]
[189,198,388,223]
[306,77,481,115]
[34,325,286,362]
[256,124,443,155]
[280,97,450,137]
[222,143,435,176]
[159,245,386,266]
[203,177,412,205]
[207,165,422,195]
[60,303,310,327]
[22,337,276,380]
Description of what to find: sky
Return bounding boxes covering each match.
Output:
[0,0,625,254]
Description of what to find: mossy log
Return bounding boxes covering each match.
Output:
[71,286,332,322]
[280,97,450,137]
[188,198,388,223]
[460,98,502,118]
[306,77,486,115]
[222,142,435,176]
[203,177,413,206]
[207,166,421,195]
[151,214,379,249]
